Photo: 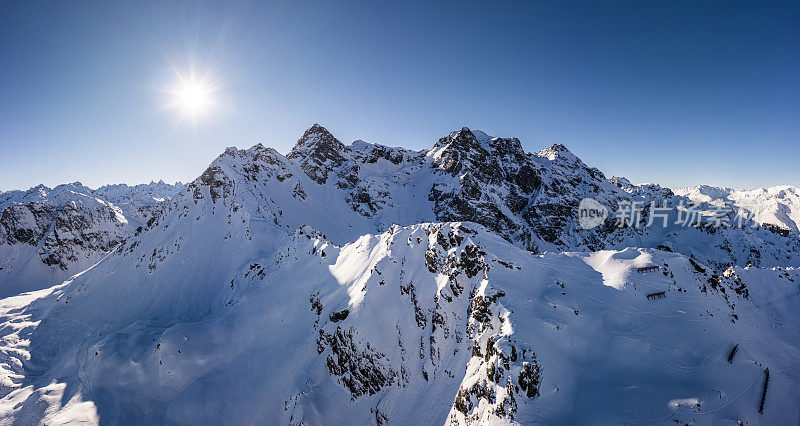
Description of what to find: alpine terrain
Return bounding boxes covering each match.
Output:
[0,125,798,425]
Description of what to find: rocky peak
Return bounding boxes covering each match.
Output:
[289,124,346,159]
[348,140,418,166]
[27,184,50,199]
[429,127,492,176]
[609,176,633,189]
[432,128,530,164]
[432,127,484,153]
[534,143,607,184]
[536,143,580,163]
[287,124,349,184]
[55,181,94,196]
[187,143,294,204]
[611,177,674,201]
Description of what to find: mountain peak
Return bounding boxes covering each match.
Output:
[452,126,477,142]
[609,176,633,189]
[536,143,579,163]
[432,127,481,153]
[287,124,348,184]
[289,124,345,155]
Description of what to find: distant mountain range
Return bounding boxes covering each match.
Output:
[675,184,800,235]
[0,125,797,424]
[0,181,183,297]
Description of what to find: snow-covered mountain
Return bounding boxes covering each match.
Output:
[675,185,800,236]
[175,125,799,268]
[0,180,183,213]
[0,181,182,296]
[0,125,797,424]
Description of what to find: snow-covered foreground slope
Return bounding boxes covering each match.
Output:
[0,221,797,424]
[0,182,182,297]
[0,124,798,424]
[675,185,800,235]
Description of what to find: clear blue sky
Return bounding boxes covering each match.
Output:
[1,0,798,191]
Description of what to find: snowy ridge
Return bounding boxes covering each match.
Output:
[202,125,800,268]
[0,180,183,212]
[675,185,800,235]
[610,176,675,201]
[0,124,798,424]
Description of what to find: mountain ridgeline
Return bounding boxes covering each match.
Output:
[0,125,798,424]
[177,124,799,266]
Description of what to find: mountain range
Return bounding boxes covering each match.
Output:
[0,125,798,424]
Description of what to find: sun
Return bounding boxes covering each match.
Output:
[175,79,212,115]
[162,69,220,124]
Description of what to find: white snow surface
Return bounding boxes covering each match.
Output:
[0,125,798,425]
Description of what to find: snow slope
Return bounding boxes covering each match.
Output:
[0,124,797,425]
[0,220,796,424]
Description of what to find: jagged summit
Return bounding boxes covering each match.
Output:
[535,143,580,163]
[289,124,345,156]
[432,127,483,152]
[610,176,674,200]
[286,124,348,184]
[280,124,574,172]
[428,127,532,179]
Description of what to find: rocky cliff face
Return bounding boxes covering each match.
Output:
[0,200,124,270]
[287,124,350,185]
[427,128,542,251]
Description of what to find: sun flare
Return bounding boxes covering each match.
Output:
[163,69,220,123]
[177,79,212,114]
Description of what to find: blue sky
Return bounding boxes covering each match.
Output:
[1,0,798,191]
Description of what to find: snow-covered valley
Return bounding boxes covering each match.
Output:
[0,125,798,425]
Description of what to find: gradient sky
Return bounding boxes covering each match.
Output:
[1,0,798,191]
